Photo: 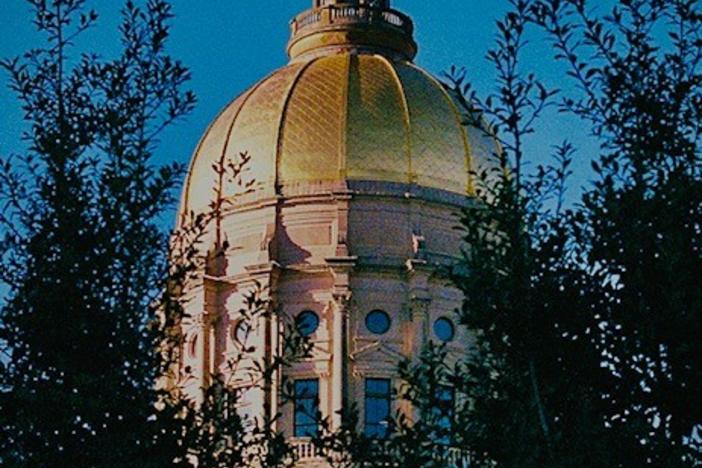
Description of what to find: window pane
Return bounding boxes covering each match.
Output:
[433,317,455,342]
[295,379,318,398]
[434,385,454,445]
[365,423,387,439]
[296,310,320,337]
[295,401,316,426]
[366,398,390,423]
[294,379,319,438]
[365,310,391,335]
[296,424,318,438]
[437,386,453,404]
[366,378,391,395]
[365,378,391,438]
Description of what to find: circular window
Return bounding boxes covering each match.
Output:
[365,310,391,335]
[233,320,250,345]
[295,310,320,337]
[433,318,455,342]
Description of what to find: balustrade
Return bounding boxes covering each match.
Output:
[291,438,472,466]
[290,4,413,37]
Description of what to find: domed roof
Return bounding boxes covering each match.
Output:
[181,2,494,214]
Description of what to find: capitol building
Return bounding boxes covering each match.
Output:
[177,0,493,465]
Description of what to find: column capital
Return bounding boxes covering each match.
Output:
[194,312,214,327]
[331,289,352,310]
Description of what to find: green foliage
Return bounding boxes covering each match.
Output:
[533,0,702,464]
[0,2,312,463]
[0,0,195,465]
[445,4,615,466]
[2,1,700,467]
[445,0,702,466]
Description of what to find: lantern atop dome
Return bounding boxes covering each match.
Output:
[287,0,417,62]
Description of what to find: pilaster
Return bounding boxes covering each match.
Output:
[325,256,356,430]
[405,258,433,356]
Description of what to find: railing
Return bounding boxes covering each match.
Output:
[290,5,414,37]
[445,447,472,467]
[291,438,471,466]
[292,438,323,462]
[295,10,322,30]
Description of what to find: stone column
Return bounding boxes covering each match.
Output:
[406,258,432,356]
[330,294,347,430]
[243,262,281,430]
[326,258,355,431]
[197,313,213,393]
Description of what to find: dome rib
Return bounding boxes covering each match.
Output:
[407,63,474,195]
[380,55,414,183]
[339,54,351,178]
[183,54,485,214]
[180,116,221,220]
[274,58,319,188]
[278,55,349,184]
[345,54,410,184]
[180,82,262,217]
[218,81,267,183]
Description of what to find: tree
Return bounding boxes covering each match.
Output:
[444,0,702,466]
[445,2,617,466]
[0,0,196,465]
[533,0,702,464]
[0,2,325,466]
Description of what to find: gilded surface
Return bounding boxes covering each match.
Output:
[183,93,248,213]
[396,63,470,193]
[346,55,409,183]
[223,63,305,191]
[183,53,482,213]
[280,55,348,182]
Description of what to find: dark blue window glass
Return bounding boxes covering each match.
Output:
[295,310,320,337]
[434,385,454,445]
[294,379,319,437]
[433,317,455,342]
[364,378,391,437]
[365,310,391,335]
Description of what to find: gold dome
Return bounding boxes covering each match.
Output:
[182,2,493,214]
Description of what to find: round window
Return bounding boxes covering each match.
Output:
[365,310,391,335]
[433,317,455,342]
[295,310,320,337]
[233,320,250,345]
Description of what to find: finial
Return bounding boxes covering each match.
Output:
[289,0,416,62]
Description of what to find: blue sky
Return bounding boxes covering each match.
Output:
[0,0,598,206]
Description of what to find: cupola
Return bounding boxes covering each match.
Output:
[287,0,417,62]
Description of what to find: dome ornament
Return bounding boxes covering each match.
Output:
[288,0,417,62]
